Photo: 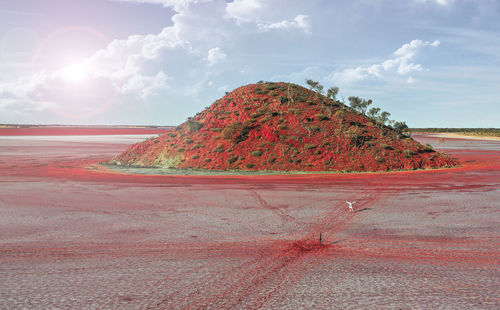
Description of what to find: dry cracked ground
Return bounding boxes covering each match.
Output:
[0,132,499,309]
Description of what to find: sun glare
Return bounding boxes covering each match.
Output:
[60,62,89,83]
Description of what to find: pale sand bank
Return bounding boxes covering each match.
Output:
[429,132,500,141]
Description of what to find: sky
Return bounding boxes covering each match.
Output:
[0,0,499,127]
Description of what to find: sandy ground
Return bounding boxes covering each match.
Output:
[0,132,499,309]
[425,132,500,141]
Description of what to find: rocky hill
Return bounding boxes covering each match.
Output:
[111,82,458,172]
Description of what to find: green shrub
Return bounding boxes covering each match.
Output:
[265,84,279,91]
[185,119,203,132]
[310,125,321,132]
[305,144,316,150]
[279,96,289,103]
[227,156,238,164]
[278,124,287,130]
[192,155,199,159]
[252,151,263,157]
[404,149,415,157]
[177,148,185,152]
[375,156,385,164]
[204,158,212,162]
[193,144,204,149]
[424,144,434,152]
[380,143,392,150]
[245,163,255,168]
[210,127,222,132]
[185,138,193,144]
[316,114,330,121]
[214,146,224,153]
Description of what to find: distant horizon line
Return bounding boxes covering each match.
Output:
[1,124,498,130]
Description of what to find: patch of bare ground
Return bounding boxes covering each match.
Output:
[0,130,499,309]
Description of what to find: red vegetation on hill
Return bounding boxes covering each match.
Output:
[111,82,458,172]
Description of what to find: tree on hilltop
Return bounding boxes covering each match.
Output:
[327,87,339,102]
[348,96,372,115]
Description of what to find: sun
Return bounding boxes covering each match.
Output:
[59,62,89,83]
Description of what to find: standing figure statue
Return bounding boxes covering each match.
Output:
[346,201,356,213]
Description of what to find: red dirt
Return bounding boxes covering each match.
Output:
[112,82,457,172]
[0,130,499,309]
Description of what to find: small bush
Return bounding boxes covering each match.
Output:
[210,128,222,132]
[404,149,415,157]
[252,151,263,157]
[221,127,236,140]
[185,138,193,144]
[266,84,279,91]
[424,144,434,152]
[375,156,385,164]
[306,100,315,105]
[245,163,255,168]
[193,144,204,149]
[316,114,330,121]
[380,143,392,150]
[185,119,203,132]
[204,158,212,162]
[278,124,287,130]
[305,144,317,150]
[279,96,289,103]
[177,148,185,152]
[310,125,321,132]
[244,106,251,111]
[227,156,238,164]
[214,146,224,153]
[192,155,199,159]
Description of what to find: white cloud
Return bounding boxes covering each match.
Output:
[407,76,415,84]
[328,39,440,84]
[0,25,183,114]
[226,0,310,33]
[0,1,209,116]
[121,71,169,98]
[415,0,455,6]
[114,0,209,10]
[225,0,262,23]
[258,14,311,34]
[206,47,226,66]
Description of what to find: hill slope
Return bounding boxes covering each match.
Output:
[111,82,458,172]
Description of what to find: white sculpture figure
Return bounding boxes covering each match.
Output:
[346,201,356,213]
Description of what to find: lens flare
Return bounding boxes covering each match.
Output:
[59,62,89,83]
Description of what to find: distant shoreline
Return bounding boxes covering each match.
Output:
[425,132,500,141]
[0,125,172,136]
